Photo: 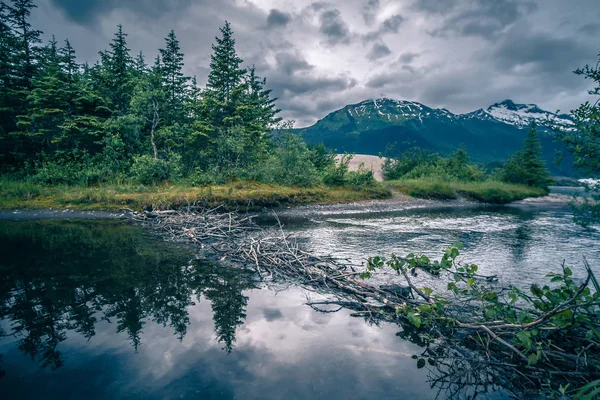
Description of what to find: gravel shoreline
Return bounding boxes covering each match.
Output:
[0,192,574,221]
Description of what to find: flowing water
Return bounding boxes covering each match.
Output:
[0,196,598,399]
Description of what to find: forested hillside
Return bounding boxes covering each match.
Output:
[0,0,363,189]
[298,98,574,175]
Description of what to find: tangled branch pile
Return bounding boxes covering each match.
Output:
[136,208,600,398]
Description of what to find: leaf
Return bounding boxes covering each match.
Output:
[407,312,422,328]
[421,287,433,295]
[530,284,543,298]
[417,358,426,369]
[467,278,475,287]
[516,331,532,349]
[527,353,539,366]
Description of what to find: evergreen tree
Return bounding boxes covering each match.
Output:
[159,30,188,111]
[242,65,281,135]
[7,0,42,89]
[204,21,246,128]
[499,124,552,188]
[133,51,146,76]
[0,2,17,166]
[16,37,68,154]
[520,124,552,187]
[100,25,134,115]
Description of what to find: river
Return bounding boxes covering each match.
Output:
[0,193,598,399]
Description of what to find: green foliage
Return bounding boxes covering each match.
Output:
[130,154,181,185]
[497,124,553,188]
[0,6,371,194]
[308,142,336,172]
[387,179,547,203]
[256,132,321,187]
[383,145,485,182]
[557,53,600,227]
[365,245,600,397]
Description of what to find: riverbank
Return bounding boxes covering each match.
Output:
[385,179,548,204]
[0,179,392,211]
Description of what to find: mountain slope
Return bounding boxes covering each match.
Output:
[297,98,574,175]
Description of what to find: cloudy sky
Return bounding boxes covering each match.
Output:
[31,0,600,126]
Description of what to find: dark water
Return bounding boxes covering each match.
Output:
[0,204,598,399]
[0,220,433,400]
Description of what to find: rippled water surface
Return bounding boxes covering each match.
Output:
[1,201,598,399]
[276,204,600,287]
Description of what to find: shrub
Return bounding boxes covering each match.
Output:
[255,132,321,187]
[131,154,181,185]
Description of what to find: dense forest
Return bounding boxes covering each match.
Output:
[0,0,374,188]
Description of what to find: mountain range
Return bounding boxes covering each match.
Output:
[297,99,574,175]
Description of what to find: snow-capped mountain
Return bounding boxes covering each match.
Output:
[297,98,576,175]
[336,98,573,130]
[483,99,573,129]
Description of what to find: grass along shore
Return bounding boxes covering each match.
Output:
[0,179,392,211]
[385,179,548,204]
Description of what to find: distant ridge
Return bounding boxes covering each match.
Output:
[297,98,574,175]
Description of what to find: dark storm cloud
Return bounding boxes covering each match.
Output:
[367,43,391,61]
[319,9,352,45]
[267,9,291,28]
[50,0,193,23]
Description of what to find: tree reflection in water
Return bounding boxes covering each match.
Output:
[0,220,257,369]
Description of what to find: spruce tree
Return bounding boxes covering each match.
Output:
[242,65,281,135]
[520,124,552,187]
[500,123,552,188]
[7,0,42,89]
[133,51,147,76]
[159,30,188,109]
[100,25,134,115]
[0,2,17,165]
[17,37,68,153]
[204,21,246,128]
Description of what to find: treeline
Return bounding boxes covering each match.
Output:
[0,0,372,187]
[383,124,553,188]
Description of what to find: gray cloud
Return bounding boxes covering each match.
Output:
[267,9,291,28]
[426,0,537,39]
[382,15,404,33]
[362,0,380,26]
[274,51,314,76]
[412,0,460,14]
[493,27,593,75]
[33,0,600,127]
[367,43,392,61]
[579,22,600,35]
[319,9,352,45]
[50,0,194,24]
[399,52,419,64]
[363,14,405,42]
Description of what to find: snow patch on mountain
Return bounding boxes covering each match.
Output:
[485,100,574,129]
[344,98,574,130]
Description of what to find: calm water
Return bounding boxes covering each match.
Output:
[0,202,598,399]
